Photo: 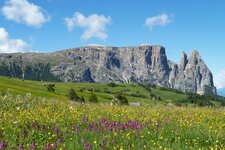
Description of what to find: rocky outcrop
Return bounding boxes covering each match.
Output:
[172,50,216,94]
[0,45,217,94]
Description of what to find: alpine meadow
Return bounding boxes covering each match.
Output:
[0,0,225,150]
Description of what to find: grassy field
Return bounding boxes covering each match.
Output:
[0,95,225,149]
[0,76,189,106]
[0,76,225,149]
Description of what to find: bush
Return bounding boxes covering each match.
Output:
[89,93,98,103]
[68,88,79,102]
[115,94,129,105]
[45,84,55,93]
[107,82,117,87]
[196,100,205,107]
[0,90,7,96]
[80,96,85,103]
[79,88,86,92]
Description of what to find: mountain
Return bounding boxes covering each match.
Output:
[0,45,217,95]
[217,88,225,97]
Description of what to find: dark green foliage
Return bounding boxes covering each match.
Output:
[88,93,98,103]
[159,86,184,94]
[115,94,129,105]
[107,82,117,87]
[80,96,85,103]
[79,88,86,92]
[130,91,148,98]
[0,90,7,96]
[196,100,205,107]
[68,88,79,102]
[186,93,214,106]
[45,84,55,93]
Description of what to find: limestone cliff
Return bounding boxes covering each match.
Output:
[0,45,217,94]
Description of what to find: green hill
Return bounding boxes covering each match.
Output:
[0,76,224,107]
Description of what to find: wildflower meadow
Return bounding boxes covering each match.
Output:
[0,94,225,149]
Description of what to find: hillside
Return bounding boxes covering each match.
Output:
[0,45,216,95]
[0,76,224,107]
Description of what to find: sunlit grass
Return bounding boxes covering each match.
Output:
[0,94,224,149]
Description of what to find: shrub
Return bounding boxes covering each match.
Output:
[0,90,7,96]
[107,82,117,87]
[115,94,129,105]
[45,84,55,93]
[89,93,98,103]
[68,88,79,102]
[80,96,85,103]
[79,88,86,92]
[196,100,205,107]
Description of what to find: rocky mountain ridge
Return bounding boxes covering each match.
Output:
[0,45,217,95]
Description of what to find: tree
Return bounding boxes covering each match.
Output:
[68,88,79,102]
[115,94,129,105]
[88,93,98,103]
[45,84,55,93]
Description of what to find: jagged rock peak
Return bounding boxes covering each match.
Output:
[179,51,188,71]
[190,50,200,58]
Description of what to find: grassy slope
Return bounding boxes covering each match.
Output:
[0,76,188,105]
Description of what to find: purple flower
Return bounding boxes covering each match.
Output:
[156,121,162,127]
[81,137,86,143]
[99,140,107,148]
[72,126,79,133]
[120,124,126,131]
[59,137,64,143]
[42,124,46,130]
[21,130,28,138]
[45,143,51,150]
[53,142,58,148]
[0,141,7,149]
[88,125,93,132]
[18,144,24,150]
[30,142,37,150]
[84,142,93,150]
[55,127,60,134]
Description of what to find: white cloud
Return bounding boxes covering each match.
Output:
[1,0,49,27]
[0,27,28,53]
[65,12,111,40]
[141,43,151,46]
[145,13,172,30]
[214,71,225,89]
[86,44,105,47]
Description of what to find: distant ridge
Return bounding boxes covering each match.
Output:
[0,45,217,95]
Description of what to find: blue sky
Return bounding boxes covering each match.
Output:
[0,0,225,88]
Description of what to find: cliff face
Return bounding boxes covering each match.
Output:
[0,45,217,94]
[169,51,216,94]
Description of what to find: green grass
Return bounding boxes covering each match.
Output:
[0,76,188,105]
[0,76,223,107]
